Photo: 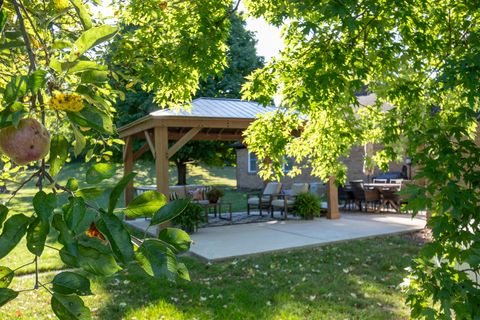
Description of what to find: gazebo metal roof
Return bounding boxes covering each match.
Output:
[118,98,276,139]
[149,97,277,118]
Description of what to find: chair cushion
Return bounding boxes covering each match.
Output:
[248,197,260,205]
[169,185,186,198]
[169,191,178,201]
[291,183,309,196]
[263,182,281,195]
[271,199,295,207]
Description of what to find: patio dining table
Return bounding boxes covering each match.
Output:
[363,183,402,213]
[363,183,401,189]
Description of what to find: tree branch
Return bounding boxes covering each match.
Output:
[6,171,40,203]
[12,0,36,73]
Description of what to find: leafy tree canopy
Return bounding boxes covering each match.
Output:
[0,0,232,318]
[242,0,480,318]
[112,11,264,185]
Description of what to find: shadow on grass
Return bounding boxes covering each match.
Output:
[95,235,419,319]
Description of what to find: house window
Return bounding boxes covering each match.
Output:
[283,156,294,173]
[248,152,258,173]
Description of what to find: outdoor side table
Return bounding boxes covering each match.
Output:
[202,202,219,221]
[218,202,232,222]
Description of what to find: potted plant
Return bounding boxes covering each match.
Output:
[172,201,205,233]
[293,192,322,220]
[206,187,224,203]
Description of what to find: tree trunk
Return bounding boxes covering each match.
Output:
[176,162,187,185]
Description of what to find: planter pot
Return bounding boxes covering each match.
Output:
[208,197,218,203]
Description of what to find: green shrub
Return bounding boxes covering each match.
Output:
[172,201,205,233]
[293,192,322,219]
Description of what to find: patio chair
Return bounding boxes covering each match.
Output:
[350,180,365,211]
[379,188,401,213]
[247,182,282,216]
[271,183,309,220]
[338,185,354,210]
[364,187,381,212]
[350,180,382,212]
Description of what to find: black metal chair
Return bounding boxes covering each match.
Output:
[338,185,355,210]
[350,180,365,211]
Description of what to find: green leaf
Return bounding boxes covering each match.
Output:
[158,228,192,253]
[0,204,8,230]
[49,58,62,73]
[0,288,18,307]
[0,108,25,129]
[64,60,107,74]
[0,214,31,259]
[51,293,91,320]
[52,272,92,296]
[59,247,79,268]
[80,70,109,83]
[67,107,113,134]
[0,40,25,50]
[52,40,72,50]
[63,197,86,234]
[75,187,104,200]
[96,214,135,264]
[27,70,47,94]
[69,25,118,62]
[49,135,69,177]
[135,239,182,280]
[52,214,78,257]
[33,191,57,221]
[86,163,116,184]
[125,191,167,219]
[0,10,8,33]
[0,266,13,288]
[71,125,86,157]
[77,243,120,276]
[176,262,190,281]
[26,217,50,256]
[4,76,27,105]
[69,0,93,30]
[151,198,190,226]
[108,172,136,214]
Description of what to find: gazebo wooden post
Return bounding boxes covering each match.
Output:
[154,126,169,196]
[123,136,134,207]
[326,176,340,219]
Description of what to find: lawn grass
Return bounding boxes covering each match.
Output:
[0,233,422,319]
[0,161,246,273]
[0,161,421,319]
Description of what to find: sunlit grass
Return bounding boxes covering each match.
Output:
[1,234,421,319]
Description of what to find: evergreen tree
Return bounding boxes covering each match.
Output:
[114,12,264,185]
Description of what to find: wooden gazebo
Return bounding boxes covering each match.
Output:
[118,98,340,219]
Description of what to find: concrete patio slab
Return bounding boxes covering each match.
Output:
[188,213,426,261]
[125,212,426,261]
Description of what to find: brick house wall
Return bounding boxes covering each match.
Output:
[235,146,406,190]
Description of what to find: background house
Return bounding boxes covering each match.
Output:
[234,144,406,190]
